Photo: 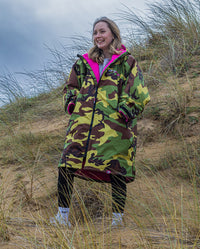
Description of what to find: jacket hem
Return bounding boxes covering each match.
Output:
[74,169,135,183]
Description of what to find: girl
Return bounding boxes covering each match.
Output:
[52,16,150,227]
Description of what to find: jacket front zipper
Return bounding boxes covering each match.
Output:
[79,52,129,168]
[83,83,99,167]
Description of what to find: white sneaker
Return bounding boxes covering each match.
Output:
[50,207,71,228]
[111,212,124,227]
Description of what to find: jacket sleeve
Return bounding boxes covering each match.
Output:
[63,63,81,115]
[118,56,150,122]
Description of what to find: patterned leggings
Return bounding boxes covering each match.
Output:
[58,167,127,213]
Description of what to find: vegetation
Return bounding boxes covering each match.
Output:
[0,0,199,248]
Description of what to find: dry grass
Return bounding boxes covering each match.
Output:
[0,158,199,248]
[0,81,199,248]
[0,0,200,247]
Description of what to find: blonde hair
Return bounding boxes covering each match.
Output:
[88,17,122,64]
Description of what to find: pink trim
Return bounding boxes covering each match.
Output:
[119,110,129,122]
[67,102,75,115]
[82,54,100,82]
[119,44,126,52]
[82,44,127,83]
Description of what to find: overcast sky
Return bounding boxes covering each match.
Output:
[0,0,155,74]
[0,0,156,105]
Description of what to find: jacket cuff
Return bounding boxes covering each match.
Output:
[118,103,134,121]
[119,110,129,123]
[67,102,75,115]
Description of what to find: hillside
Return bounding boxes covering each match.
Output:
[1,0,200,246]
[0,53,199,248]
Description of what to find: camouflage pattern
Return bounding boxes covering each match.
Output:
[58,48,150,183]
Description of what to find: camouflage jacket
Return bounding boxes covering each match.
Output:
[58,46,150,183]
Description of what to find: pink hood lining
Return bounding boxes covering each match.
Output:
[82,44,127,83]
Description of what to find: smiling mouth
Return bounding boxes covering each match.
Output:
[96,40,104,44]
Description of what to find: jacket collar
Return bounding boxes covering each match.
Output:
[80,44,128,83]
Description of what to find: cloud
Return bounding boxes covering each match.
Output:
[0,0,51,72]
[0,0,97,73]
[0,0,151,74]
[0,0,153,106]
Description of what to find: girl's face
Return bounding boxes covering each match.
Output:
[93,21,114,56]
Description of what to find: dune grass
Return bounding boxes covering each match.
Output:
[0,0,199,247]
